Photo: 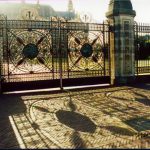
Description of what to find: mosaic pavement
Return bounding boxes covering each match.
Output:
[0,84,150,149]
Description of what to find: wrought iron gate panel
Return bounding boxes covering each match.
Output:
[0,18,111,92]
[62,22,110,79]
[1,20,58,83]
[134,22,150,75]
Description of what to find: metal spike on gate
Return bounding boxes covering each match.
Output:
[36,36,46,46]
[37,57,45,65]
[70,56,82,69]
[16,37,25,46]
[16,58,26,66]
[75,37,81,45]
[91,37,99,46]
[92,55,98,63]
[9,57,26,73]
[9,30,25,46]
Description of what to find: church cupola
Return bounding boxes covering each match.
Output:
[68,0,74,12]
[37,0,40,9]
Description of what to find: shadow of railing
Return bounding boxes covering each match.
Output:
[56,110,96,133]
[99,125,136,136]
[125,117,150,132]
[132,91,150,106]
[70,131,86,149]
[55,89,97,148]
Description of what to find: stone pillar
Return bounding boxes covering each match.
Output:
[106,0,136,84]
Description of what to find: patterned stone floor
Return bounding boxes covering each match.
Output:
[0,83,150,149]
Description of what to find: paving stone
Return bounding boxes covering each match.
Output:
[0,85,150,148]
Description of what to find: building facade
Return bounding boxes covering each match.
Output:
[0,0,77,21]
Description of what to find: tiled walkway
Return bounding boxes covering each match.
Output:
[0,84,150,149]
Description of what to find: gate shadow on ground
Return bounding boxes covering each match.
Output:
[56,110,96,133]
[125,117,150,132]
[99,125,136,136]
[0,90,96,149]
[132,91,150,106]
[55,90,96,148]
[70,131,87,149]
[0,95,27,148]
[1,83,149,148]
[30,91,93,149]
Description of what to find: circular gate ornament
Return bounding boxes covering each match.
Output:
[23,43,39,60]
[80,43,93,58]
[68,31,105,70]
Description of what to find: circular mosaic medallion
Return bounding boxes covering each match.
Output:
[23,43,39,60]
[80,43,93,58]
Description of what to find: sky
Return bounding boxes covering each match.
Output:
[0,0,149,23]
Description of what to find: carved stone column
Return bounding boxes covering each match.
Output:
[106,0,136,84]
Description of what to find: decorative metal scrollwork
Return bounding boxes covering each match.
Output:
[8,29,52,74]
[68,31,104,71]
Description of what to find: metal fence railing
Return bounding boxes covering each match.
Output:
[134,22,150,75]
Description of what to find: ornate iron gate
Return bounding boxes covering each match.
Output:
[0,17,110,92]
